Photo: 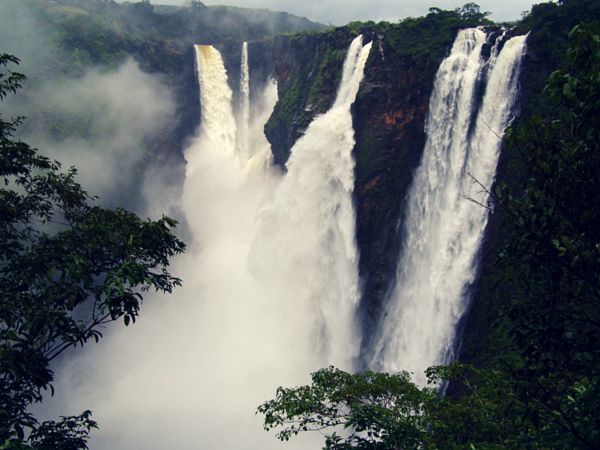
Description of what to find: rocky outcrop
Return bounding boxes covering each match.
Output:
[264,28,358,165]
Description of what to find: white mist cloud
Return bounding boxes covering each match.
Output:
[5,61,176,210]
[0,0,179,213]
[44,80,326,449]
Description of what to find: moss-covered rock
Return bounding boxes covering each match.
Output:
[264,27,356,165]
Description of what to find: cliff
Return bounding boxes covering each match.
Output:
[260,11,491,360]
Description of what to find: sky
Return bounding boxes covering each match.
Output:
[147,0,541,25]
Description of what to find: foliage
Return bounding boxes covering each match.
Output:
[455,2,491,22]
[258,364,558,449]
[26,411,97,450]
[260,22,600,450]
[492,21,600,449]
[259,367,435,449]
[0,54,185,448]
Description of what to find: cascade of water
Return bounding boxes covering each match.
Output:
[193,45,238,161]
[249,35,372,370]
[368,30,527,386]
[238,41,251,161]
[46,36,370,450]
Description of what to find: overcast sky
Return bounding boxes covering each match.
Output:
[148,0,540,25]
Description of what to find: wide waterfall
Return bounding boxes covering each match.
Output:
[38,25,528,447]
[46,36,370,449]
[368,29,527,385]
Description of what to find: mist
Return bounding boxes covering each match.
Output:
[0,1,179,214]
[5,62,175,211]
[39,33,373,448]
[43,77,324,449]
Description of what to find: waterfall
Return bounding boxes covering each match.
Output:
[368,29,527,386]
[193,45,237,160]
[249,35,372,369]
[238,41,251,161]
[46,37,370,449]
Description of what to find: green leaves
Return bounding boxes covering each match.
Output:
[27,411,97,450]
[0,54,26,101]
[258,364,545,449]
[258,367,435,449]
[0,53,185,448]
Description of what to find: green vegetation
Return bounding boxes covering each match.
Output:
[259,365,540,449]
[260,22,600,450]
[43,0,323,47]
[0,54,185,448]
[0,0,324,81]
[460,0,600,371]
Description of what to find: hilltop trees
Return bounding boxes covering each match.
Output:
[0,54,184,448]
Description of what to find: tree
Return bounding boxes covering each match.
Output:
[456,2,490,21]
[0,54,185,448]
[492,21,600,449]
[258,365,547,449]
[258,367,435,449]
[184,0,206,8]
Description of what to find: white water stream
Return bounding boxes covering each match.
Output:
[368,30,527,386]
[238,41,251,161]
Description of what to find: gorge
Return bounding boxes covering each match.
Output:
[49,21,527,450]
[1,0,599,448]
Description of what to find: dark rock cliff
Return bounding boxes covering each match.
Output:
[351,20,461,354]
[264,28,357,166]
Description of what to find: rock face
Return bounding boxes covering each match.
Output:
[351,25,450,348]
[264,28,358,166]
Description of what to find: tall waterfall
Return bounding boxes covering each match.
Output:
[249,35,372,369]
[193,45,238,160]
[368,29,527,385]
[46,37,370,450]
[238,41,251,160]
